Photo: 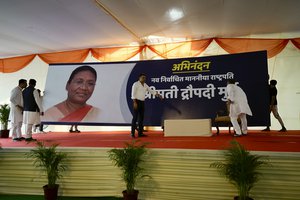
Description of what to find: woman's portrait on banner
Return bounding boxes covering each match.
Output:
[43,65,101,122]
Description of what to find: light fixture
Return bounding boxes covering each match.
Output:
[167,8,184,21]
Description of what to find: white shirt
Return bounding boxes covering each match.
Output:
[9,86,23,123]
[131,81,156,101]
[227,84,252,117]
[33,89,44,112]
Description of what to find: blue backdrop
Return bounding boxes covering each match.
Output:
[43,51,269,126]
[126,50,269,126]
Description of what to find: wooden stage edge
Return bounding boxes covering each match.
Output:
[1,130,300,152]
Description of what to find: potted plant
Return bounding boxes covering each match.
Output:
[108,140,149,200]
[210,140,269,200]
[0,104,10,138]
[26,141,68,200]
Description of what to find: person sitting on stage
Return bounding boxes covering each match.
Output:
[43,65,100,122]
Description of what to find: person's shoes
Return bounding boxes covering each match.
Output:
[39,131,47,134]
[135,127,147,132]
[75,130,81,133]
[25,137,37,142]
[69,130,75,133]
[262,127,270,131]
[20,137,26,140]
[12,138,21,142]
[279,127,287,132]
[131,134,135,138]
[138,133,147,137]
[233,134,241,137]
[242,133,248,136]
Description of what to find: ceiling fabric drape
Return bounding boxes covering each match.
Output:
[1,38,300,73]
[91,46,145,61]
[0,54,36,73]
[147,39,213,59]
[38,49,90,64]
[215,38,289,58]
[291,38,300,50]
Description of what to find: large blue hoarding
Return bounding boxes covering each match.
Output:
[43,51,269,126]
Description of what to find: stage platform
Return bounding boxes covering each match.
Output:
[1,130,300,152]
[1,130,300,200]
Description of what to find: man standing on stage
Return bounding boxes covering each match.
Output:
[262,79,287,132]
[226,79,252,137]
[23,79,43,141]
[9,79,27,141]
[131,73,162,138]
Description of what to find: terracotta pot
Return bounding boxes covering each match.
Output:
[43,184,59,200]
[122,190,139,200]
[234,196,254,200]
[0,130,9,138]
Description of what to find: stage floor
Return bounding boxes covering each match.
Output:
[1,130,300,152]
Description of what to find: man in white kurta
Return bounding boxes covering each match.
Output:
[9,79,27,141]
[23,79,43,141]
[226,79,252,136]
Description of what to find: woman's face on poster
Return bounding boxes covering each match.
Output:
[66,70,96,104]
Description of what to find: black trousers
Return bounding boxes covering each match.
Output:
[131,100,144,136]
[39,123,44,131]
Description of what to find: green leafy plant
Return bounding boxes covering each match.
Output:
[210,140,269,200]
[108,140,149,194]
[0,104,10,130]
[26,141,68,188]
